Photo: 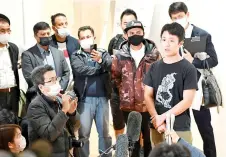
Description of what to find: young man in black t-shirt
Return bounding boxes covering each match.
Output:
[144,22,197,145]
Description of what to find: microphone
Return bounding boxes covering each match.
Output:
[126,111,142,157]
[115,134,128,157]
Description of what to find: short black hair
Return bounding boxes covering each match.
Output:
[33,22,50,35]
[51,13,66,26]
[31,65,54,89]
[0,14,10,25]
[160,22,185,42]
[120,9,137,22]
[169,2,188,18]
[78,26,95,39]
[149,142,191,157]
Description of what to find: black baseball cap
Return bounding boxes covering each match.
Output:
[124,20,144,33]
[0,14,10,25]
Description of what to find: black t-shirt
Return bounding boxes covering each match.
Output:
[143,59,198,131]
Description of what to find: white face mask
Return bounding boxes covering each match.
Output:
[46,82,61,97]
[57,28,70,38]
[14,136,26,152]
[80,38,94,50]
[175,17,188,28]
[0,33,10,44]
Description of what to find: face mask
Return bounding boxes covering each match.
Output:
[46,82,61,97]
[80,38,94,49]
[57,28,70,38]
[0,33,10,44]
[128,35,144,46]
[39,37,52,46]
[175,17,188,28]
[14,136,26,152]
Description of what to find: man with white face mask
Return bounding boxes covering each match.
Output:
[51,13,80,91]
[0,14,20,116]
[70,26,112,157]
[169,2,218,157]
[27,65,79,157]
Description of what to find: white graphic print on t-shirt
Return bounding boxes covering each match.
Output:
[156,73,177,109]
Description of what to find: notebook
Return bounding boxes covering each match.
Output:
[183,35,207,56]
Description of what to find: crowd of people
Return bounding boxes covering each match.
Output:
[0,1,218,157]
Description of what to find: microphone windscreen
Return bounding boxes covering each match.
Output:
[115,134,128,157]
[126,111,142,142]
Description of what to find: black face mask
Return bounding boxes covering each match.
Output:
[128,35,144,46]
[39,37,52,46]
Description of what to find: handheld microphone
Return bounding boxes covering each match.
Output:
[126,111,142,157]
[115,134,128,157]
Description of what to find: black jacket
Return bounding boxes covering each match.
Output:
[7,42,20,112]
[27,94,79,157]
[51,35,80,57]
[70,48,112,101]
[191,25,218,80]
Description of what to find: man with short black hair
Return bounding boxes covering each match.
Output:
[108,8,138,138]
[144,22,197,145]
[22,22,70,104]
[168,2,218,157]
[70,26,112,157]
[27,65,78,157]
[0,14,20,115]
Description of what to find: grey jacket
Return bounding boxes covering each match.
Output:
[178,138,206,157]
[22,45,70,102]
[27,94,79,157]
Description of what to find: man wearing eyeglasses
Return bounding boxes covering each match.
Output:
[0,14,20,116]
[22,22,70,104]
[27,65,79,157]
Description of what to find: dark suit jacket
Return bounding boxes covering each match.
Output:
[191,25,218,80]
[21,44,70,100]
[7,42,20,109]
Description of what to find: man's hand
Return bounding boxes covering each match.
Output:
[157,123,166,134]
[151,114,166,129]
[91,50,102,63]
[68,97,78,114]
[184,49,194,63]
[61,94,71,114]
[165,130,180,143]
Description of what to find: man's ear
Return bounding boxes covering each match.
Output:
[38,84,44,92]
[179,40,184,47]
[52,25,57,32]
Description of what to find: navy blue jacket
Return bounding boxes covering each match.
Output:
[191,25,218,80]
[51,35,80,57]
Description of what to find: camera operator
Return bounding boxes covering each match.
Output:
[26,65,80,157]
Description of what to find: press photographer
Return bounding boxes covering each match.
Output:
[26,65,80,157]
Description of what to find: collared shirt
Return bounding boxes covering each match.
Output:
[0,44,16,88]
[185,23,194,38]
[37,44,55,69]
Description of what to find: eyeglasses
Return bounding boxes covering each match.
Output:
[0,29,11,34]
[44,77,61,84]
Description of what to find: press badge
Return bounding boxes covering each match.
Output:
[191,36,201,42]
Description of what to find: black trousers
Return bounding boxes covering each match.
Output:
[123,111,152,157]
[0,87,19,115]
[193,106,216,157]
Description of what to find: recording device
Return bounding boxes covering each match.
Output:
[56,91,77,104]
[90,44,97,51]
[115,134,128,157]
[127,111,142,157]
[68,136,84,148]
